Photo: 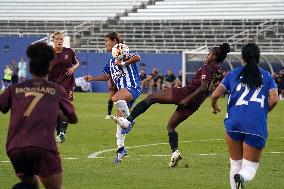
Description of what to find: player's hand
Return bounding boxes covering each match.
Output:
[84,75,93,82]
[66,67,75,76]
[211,106,221,114]
[115,59,125,66]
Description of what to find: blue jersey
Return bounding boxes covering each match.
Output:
[103,50,141,91]
[221,66,277,140]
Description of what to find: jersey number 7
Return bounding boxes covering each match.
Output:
[24,92,44,117]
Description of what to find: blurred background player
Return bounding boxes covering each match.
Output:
[112,43,230,167]
[18,58,27,82]
[211,43,278,189]
[85,31,141,163]
[11,59,19,85]
[48,31,80,143]
[3,64,12,89]
[0,42,78,189]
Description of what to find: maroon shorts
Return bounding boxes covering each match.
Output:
[7,147,62,178]
[171,87,201,118]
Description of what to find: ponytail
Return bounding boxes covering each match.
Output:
[104,32,123,44]
[238,43,262,89]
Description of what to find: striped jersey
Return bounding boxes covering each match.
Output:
[103,50,141,90]
[221,66,277,139]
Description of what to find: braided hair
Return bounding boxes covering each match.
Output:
[238,43,262,89]
[210,43,231,63]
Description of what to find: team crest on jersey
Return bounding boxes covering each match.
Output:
[65,55,68,59]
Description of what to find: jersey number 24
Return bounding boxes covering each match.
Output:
[235,83,265,108]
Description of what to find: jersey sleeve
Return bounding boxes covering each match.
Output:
[127,50,140,59]
[58,86,76,120]
[103,63,111,75]
[0,86,12,114]
[220,74,230,91]
[200,64,213,84]
[71,48,79,65]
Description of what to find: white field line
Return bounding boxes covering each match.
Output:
[1,137,284,163]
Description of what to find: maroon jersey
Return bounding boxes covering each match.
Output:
[173,62,223,109]
[48,47,78,90]
[0,78,76,153]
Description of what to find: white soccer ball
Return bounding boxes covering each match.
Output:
[112,43,129,60]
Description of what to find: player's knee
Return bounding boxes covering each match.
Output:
[239,159,259,182]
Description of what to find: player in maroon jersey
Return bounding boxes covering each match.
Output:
[48,31,80,143]
[112,43,230,167]
[0,42,78,189]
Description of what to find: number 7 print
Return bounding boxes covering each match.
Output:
[24,92,44,116]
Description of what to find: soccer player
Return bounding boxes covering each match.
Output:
[211,43,278,189]
[85,32,141,163]
[48,31,80,143]
[0,42,78,189]
[112,43,230,167]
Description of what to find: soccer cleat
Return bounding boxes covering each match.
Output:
[234,174,245,189]
[169,150,182,167]
[56,132,66,143]
[105,115,111,120]
[120,125,133,134]
[114,147,128,164]
[110,115,134,129]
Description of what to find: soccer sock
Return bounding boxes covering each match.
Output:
[168,132,178,153]
[60,121,68,134]
[56,118,61,135]
[239,159,259,182]
[116,123,125,149]
[107,99,113,115]
[127,100,151,122]
[114,100,130,117]
[230,158,243,189]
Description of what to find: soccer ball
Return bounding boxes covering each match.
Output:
[112,43,129,60]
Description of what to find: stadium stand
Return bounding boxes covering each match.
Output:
[0,0,283,53]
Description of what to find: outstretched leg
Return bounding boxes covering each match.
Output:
[127,88,175,122]
[167,108,195,167]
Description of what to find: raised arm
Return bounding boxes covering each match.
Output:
[84,74,110,82]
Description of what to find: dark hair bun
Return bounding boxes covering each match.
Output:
[26,42,54,63]
[220,43,230,54]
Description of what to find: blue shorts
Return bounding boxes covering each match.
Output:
[126,86,141,107]
[226,131,266,149]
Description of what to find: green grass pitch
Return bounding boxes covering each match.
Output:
[0,92,283,189]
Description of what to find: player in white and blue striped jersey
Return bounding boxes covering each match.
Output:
[211,43,278,189]
[103,49,141,107]
[84,32,141,164]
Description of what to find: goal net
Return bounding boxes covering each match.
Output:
[182,50,284,87]
[32,30,70,48]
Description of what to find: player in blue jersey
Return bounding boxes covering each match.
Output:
[85,32,141,163]
[211,43,279,189]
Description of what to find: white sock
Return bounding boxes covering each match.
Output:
[239,159,259,182]
[116,123,125,149]
[230,159,243,189]
[114,100,130,117]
